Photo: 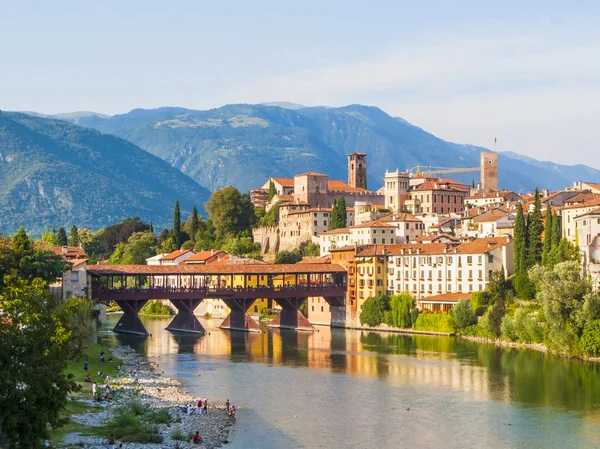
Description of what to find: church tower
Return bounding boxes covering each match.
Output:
[348,153,367,189]
[481,151,498,192]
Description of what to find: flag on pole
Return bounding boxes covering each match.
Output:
[494,137,497,144]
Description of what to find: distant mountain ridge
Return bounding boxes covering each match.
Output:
[0,112,210,235]
[50,103,600,193]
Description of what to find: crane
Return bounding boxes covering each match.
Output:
[407,165,480,177]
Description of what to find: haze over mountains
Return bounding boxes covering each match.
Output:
[3,103,600,236]
[53,104,600,193]
[0,112,210,235]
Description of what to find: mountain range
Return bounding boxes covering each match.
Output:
[54,104,600,193]
[3,103,600,236]
[0,112,210,236]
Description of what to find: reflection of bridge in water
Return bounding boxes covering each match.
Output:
[89,264,347,336]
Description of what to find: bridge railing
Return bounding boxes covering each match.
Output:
[92,284,347,296]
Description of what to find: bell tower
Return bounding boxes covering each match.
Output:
[348,153,367,189]
[481,151,498,192]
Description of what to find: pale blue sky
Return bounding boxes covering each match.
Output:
[1,1,600,168]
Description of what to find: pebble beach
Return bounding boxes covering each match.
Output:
[60,345,234,448]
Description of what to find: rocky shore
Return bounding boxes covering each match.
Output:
[60,346,234,448]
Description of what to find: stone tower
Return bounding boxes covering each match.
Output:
[384,170,411,213]
[293,172,329,207]
[481,151,498,192]
[348,153,367,189]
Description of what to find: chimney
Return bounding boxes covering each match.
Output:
[62,246,68,254]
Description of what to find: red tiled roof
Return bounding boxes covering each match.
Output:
[161,249,195,261]
[321,228,350,235]
[420,292,472,303]
[379,213,420,222]
[271,177,294,187]
[412,181,465,193]
[288,208,332,215]
[298,256,331,264]
[350,219,395,229]
[184,250,228,263]
[355,236,510,257]
[327,180,368,193]
[213,257,267,265]
[49,246,87,259]
[87,263,347,276]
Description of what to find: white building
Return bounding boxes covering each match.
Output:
[575,207,600,291]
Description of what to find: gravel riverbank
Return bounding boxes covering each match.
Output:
[60,345,234,448]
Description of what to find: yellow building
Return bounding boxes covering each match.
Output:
[354,245,389,313]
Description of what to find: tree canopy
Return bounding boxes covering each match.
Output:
[205,187,256,240]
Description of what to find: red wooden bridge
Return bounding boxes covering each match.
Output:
[88,263,347,336]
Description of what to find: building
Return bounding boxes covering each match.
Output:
[404,181,467,215]
[465,190,520,208]
[184,250,229,265]
[319,228,351,256]
[481,151,498,192]
[560,195,600,242]
[48,246,88,300]
[383,169,411,213]
[148,249,197,265]
[575,207,600,291]
[349,220,399,245]
[348,152,367,189]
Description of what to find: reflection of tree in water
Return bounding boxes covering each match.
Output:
[359,331,600,411]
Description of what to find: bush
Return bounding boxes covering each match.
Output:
[513,309,543,343]
[360,295,390,327]
[170,426,187,442]
[451,299,475,329]
[580,320,600,357]
[148,408,173,425]
[470,291,490,316]
[501,316,518,342]
[412,312,455,333]
[140,300,172,316]
[513,273,535,300]
[386,293,415,328]
[107,401,163,443]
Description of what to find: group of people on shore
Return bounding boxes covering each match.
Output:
[181,397,236,419]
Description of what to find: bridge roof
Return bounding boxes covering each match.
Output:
[87,263,347,276]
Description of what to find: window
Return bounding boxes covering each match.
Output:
[478,255,483,264]
[376,280,382,286]
[447,270,451,279]
[377,266,381,274]
[368,280,374,287]
[488,254,494,263]
[467,256,473,264]
[321,306,324,312]
[382,238,386,244]
[71,271,79,282]
[478,270,482,279]
[468,270,473,279]
[312,306,314,311]
[314,220,317,226]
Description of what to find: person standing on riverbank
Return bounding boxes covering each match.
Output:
[107,433,116,449]
[225,399,230,414]
[92,382,96,399]
[203,398,208,414]
[100,350,105,363]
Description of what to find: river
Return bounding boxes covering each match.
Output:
[100,315,600,448]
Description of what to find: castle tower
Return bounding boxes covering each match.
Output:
[293,172,329,207]
[348,153,367,189]
[384,170,411,213]
[481,151,498,192]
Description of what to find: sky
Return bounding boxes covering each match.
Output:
[1,0,599,168]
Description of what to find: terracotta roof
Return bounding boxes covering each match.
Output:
[472,209,510,223]
[466,190,517,200]
[453,237,510,253]
[70,258,88,268]
[349,219,396,229]
[184,250,228,263]
[212,257,267,265]
[475,214,510,223]
[329,245,359,253]
[271,177,294,187]
[298,256,331,264]
[420,292,472,303]
[354,236,510,257]
[561,197,600,210]
[321,228,350,235]
[327,180,368,193]
[274,194,294,201]
[49,246,87,259]
[296,172,327,177]
[379,212,420,222]
[411,234,459,243]
[87,263,347,276]
[574,206,600,218]
[161,249,195,261]
[583,182,600,191]
[412,181,465,193]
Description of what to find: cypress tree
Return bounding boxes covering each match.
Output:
[551,211,561,248]
[330,198,339,230]
[268,180,276,201]
[13,227,32,253]
[171,200,182,248]
[514,204,527,274]
[337,197,347,228]
[190,206,199,240]
[68,225,79,247]
[56,226,68,246]
[526,188,543,270]
[542,209,553,266]
[149,220,154,234]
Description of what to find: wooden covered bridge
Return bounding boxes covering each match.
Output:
[88,263,347,336]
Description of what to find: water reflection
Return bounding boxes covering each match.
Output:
[102,315,600,413]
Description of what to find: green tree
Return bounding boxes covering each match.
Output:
[41,229,59,246]
[452,299,476,329]
[330,197,347,230]
[298,241,320,257]
[222,235,261,256]
[56,226,68,246]
[542,210,553,266]
[68,225,79,247]
[108,232,158,265]
[12,228,32,253]
[360,294,390,327]
[0,278,79,448]
[580,320,600,357]
[56,296,97,356]
[487,269,507,301]
[274,250,302,264]
[530,261,592,352]
[268,180,276,201]
[547,238,580,268]
[550,211,561,249]
[185,207,200,243]
[387,293,414,328]
[205,187,256,239]
[259,203,280,227]
[514,204,527,274]
[170,200,188,248]
[526,188,543,269]
[76,228,103,264]
[97,217,150,259]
